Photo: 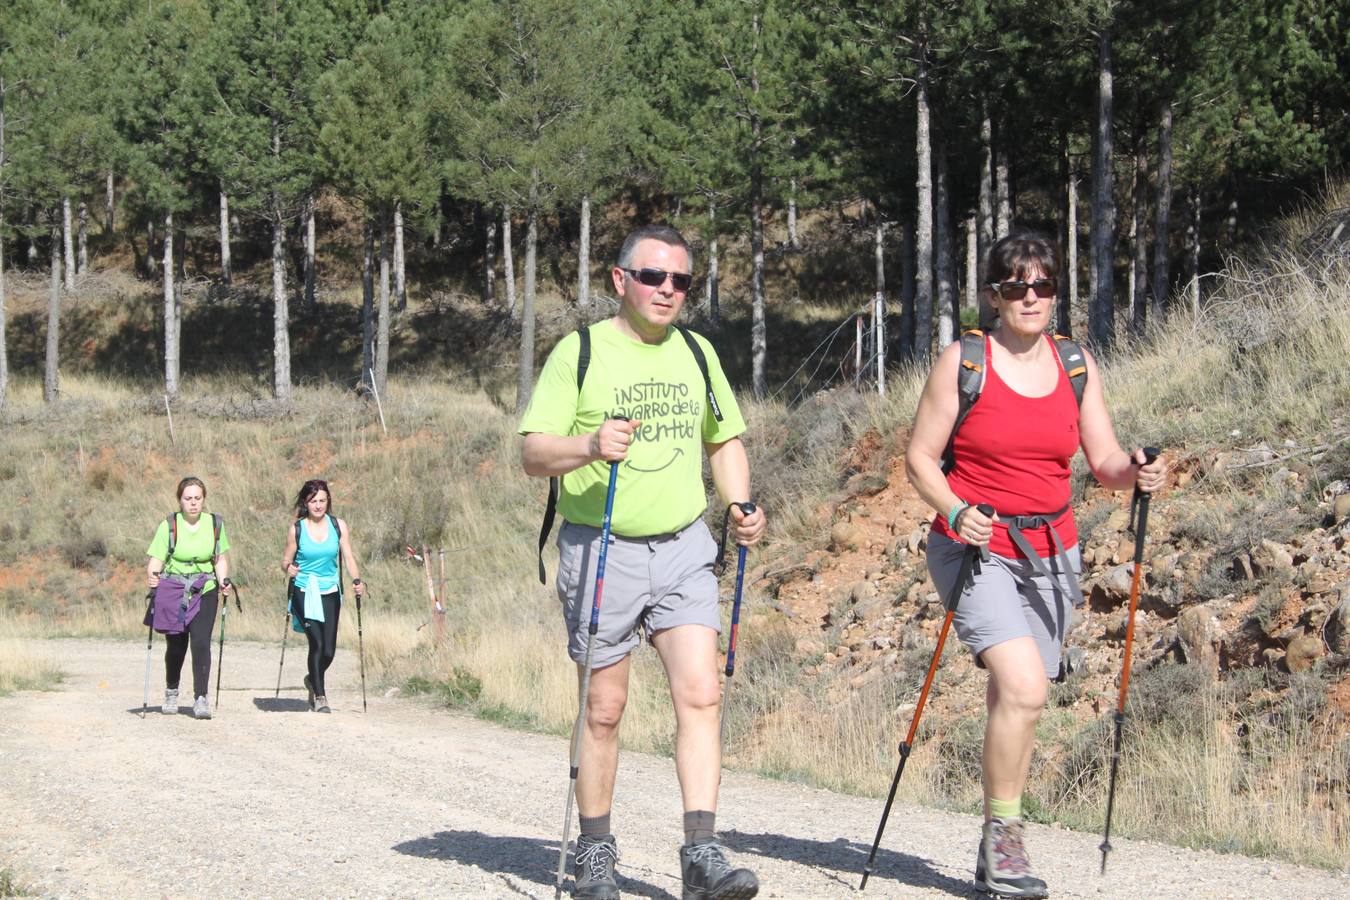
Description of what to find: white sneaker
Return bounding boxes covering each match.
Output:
[163,688,179,715]
[193,695,212,719]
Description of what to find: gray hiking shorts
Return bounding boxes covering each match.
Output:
[556,518,721,668]
[927,530,1082,680]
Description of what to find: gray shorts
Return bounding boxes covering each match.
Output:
[927,531,1082,680]
[556,518,721,668]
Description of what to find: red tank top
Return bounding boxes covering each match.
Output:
[931,334,1080,558]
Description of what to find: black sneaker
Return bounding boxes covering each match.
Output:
[679,839,758,900]
[974,818,1048,898]
[304,674,315,710]
[573,833,619,899]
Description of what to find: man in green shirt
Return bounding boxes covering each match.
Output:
[521,225,765,900]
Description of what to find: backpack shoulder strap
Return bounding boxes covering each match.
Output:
[538,327,591,585]
[674,324,723,423]
[1051,334,1088,407]
[165,513,178,561]
[327,513,342,541]
[942,330,987,475]
[211,513,222,563]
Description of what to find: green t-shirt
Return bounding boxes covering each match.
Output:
[146,513,230,593]
[519,321,746,537]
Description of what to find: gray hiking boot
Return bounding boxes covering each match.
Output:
[192,695,211,720]
[573,833,619,899]
[162,688,179,715]
[314,695,331,713]
[974,817,1048,898]
[679,839,758,900]
[304,674,315,710]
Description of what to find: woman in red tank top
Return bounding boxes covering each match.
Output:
[903,233,1168,898]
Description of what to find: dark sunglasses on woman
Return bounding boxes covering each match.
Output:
[989,278,1057,300]
[623,267,694,292]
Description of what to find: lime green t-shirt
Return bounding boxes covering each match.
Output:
[146,514,230,593]
[519,321,746,537]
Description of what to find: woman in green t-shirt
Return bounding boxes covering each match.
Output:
[145,476,232,719]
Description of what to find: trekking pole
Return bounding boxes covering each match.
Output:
[140,590,155,719]
[214,579,231,709]
[355,588,368,713]
[275,578,293,699]
[716,502,756,745]
[553,440,623,900]
[1099,448,1160,875]
[860,503,994,890]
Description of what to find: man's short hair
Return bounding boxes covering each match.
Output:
[616,224,693,271]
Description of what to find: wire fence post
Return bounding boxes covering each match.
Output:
[854,315,863,388]
[874,293,886,396]
[436,547,447,643]
[368,367,388,435]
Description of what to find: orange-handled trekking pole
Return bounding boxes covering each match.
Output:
[860,503,994,890]
[1099,447,1160,874]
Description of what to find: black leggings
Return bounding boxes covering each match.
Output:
[294,589,341,697]
[164,589,219,698]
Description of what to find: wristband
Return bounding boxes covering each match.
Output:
[352,578,362,586]
[947,501,971,531]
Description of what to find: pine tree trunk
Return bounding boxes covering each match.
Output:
[578,194,590,308]
[1057,128,1072,336]
[1187,184,1201,316]
[77,201,88,274]
[964,212,977,326]
[1131,131,1148,334]
[304,194,317,308]
[44,226,60,403]
[935,144,956,350]
[1090,24,1116,349]
[516,183,539,411]
[483,208,497,303]
[147,219,157,275]
[218,190,232,286]
[164,211,178,398]
[361,214,375,393]
[749,13,767,399]
[978,103,996,331]
[1151,97,1174,321]
[913,36,934,364]
[788,179,799,249]
[874,219,886,396]
[271,212,291,403]
[105,171,115,233]
[899,220,915,360]
[393,199,406,312]
[503,203,517,318]
[995,139,1011,238]
[1068,158,1079,333]
[377,207,391,396]
[0,192,7,409]
[62,198,75,290]
[706,198,720,327]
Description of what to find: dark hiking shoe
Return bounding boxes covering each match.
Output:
[573,833,619,899]
[679,839,758,900]
[192,695,212,720]
[163,688,179,715]
[304,674,315,710]
[974,817,1048,898]
[314,695,331,713]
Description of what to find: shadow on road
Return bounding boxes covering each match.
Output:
[720,829,976,898]
[393,830,677,898]
[252,697,311,712]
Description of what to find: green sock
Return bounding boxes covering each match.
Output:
[988,796,1022,821]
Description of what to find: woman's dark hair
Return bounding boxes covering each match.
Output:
[293,479,332,519]
[176,476,206,500]
[985,232,1060,285]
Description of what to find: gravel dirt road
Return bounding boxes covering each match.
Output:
[1,639,1344,899]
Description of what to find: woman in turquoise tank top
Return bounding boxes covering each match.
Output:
[280,479,365,713]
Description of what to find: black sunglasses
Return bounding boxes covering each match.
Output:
[623,267,693,292]
[989,278,1057,300]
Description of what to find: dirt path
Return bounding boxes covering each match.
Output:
[0,639,1343,899]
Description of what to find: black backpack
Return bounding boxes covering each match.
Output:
[941,329,1088,474]
[535,323,724,584]
[164,513,224,565]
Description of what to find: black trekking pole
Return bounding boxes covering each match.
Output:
[275,578,293,699]
[716,501,756,744]
[214,579,241,709]
[553,446,623,900]
[355,587,368,713]
[1099,448,1160,875]
[140,589,155,719]
[860,503,994,890]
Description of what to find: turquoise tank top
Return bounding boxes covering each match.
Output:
[296,516,340,595]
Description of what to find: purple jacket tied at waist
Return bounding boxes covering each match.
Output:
[143,573,211,635]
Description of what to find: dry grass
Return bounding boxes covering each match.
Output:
[0,638,64,695]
